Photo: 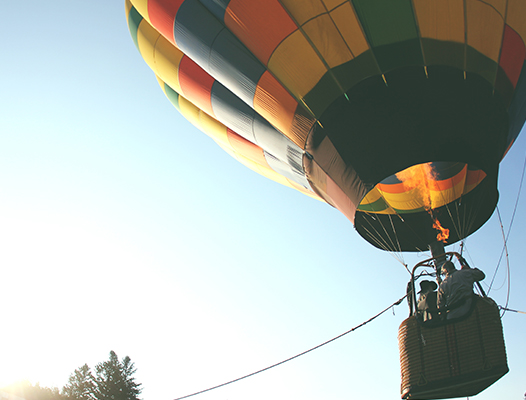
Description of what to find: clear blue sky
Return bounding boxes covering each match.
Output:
[1,2,525,399]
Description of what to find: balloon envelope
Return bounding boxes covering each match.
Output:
[126,0,526,252]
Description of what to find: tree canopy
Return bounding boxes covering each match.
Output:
[92,351,142,400]
[1,351,142,400]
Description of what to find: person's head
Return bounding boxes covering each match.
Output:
[441,261,456,275]
[419,280,438,294]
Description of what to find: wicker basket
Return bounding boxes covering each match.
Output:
[398,296,508,399]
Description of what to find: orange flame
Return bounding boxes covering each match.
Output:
[395,164,437,209]
[396,163,450,243]
[433,218,450,242]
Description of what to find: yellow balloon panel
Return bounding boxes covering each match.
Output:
[268,30,327,101]
[302,14,354,69]
[413,0,465,43]
[466,0,505,62]
[280,0,327,26]
[128,0,150,24]
[330,2,371,59]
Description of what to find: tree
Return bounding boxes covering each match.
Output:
[1,381,65,400]
[92,351,142,400]
[1,351,142,400]
[62,364,95,400]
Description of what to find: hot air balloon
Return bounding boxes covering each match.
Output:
[125,0,525,398]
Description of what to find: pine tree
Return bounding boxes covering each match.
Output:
[120,356,141,400]
[92,351,142,400]
[62,364,95,400]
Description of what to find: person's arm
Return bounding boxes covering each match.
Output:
[437,285,445,309]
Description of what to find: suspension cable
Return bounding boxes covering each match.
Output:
[488,207,509,292]
[488,148,526,292]
[360,218,406,266]
[480,144,526,316]
[172,294,408,400]
[388,214,403,255]
[499,306,526,314]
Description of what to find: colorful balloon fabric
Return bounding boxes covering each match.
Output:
[126,0,526,252]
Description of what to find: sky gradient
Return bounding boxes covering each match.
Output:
[1,2,525,400]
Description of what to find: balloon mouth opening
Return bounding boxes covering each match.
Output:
[358,161,487,217]
[354,161,498,252]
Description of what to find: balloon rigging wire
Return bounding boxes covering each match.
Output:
[172,294,408,400]
[376,212,402,254]
[359,222,410,272]
[359,216,405,264]
[363,215,409,267]
[491,207,511,318]
[498,306,526,314]
[388,213,403,256]
[387,214,412,273]
[487,147,526,315]
[489,207,509,291]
